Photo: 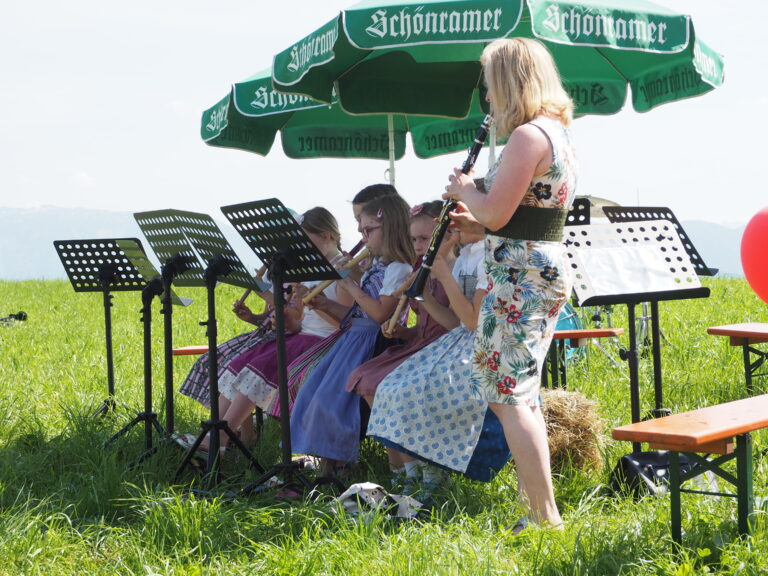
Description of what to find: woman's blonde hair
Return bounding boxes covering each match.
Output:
[360,195,416,266]
[481,38,573,137]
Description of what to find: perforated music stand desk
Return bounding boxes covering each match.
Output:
[565,220,710,451]
[221,198,344,496]
[53,238,147,416]
[602,206,718,277]
[136,209,268,487]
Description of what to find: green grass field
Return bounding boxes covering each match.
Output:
[1,277,767,575]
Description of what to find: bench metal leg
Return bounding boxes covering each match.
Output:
[548,344,560,388]
[669,451,682,545]
[743,343,753,394]
[669,433,755,547]
[736,433,754,538]
[742,343,767,395]
[558,340,567,388]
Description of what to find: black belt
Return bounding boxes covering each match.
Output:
[486,205,567,242]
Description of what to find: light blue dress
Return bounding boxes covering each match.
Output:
[367,242,511,481]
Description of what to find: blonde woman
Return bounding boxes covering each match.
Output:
[444,38,577,532]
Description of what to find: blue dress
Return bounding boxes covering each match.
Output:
[290,260,410,462]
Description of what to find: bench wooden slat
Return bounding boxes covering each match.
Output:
[707,323,768,346]
[612,394,768,454]
[172,345,209,356]
[553,328,623,341]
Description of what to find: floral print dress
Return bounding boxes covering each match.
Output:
[471,116,577,406]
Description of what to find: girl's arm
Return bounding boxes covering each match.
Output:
[338,276,399,324]
[427,253,481,329]
[232,300,270,326]
[418,282,460,330]
[416,232,461,330]
[304,290,351,323]
[382,317,417,340]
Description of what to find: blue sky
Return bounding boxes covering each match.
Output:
[1,0,762,251]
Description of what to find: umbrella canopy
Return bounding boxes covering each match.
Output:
[272,0,724,118]
[201,68,496,161]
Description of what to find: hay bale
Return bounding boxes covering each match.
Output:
[541,388,603,472]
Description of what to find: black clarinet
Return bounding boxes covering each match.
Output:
[405,114,492,301]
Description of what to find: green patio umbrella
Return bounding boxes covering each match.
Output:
[272,0,724,118]
[201,68,498,183]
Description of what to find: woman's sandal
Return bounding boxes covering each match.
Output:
[508,516,530,535]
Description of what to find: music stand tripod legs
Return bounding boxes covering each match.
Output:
[175,255,265,488]
[105,277,166,456]
[238,256,331,497]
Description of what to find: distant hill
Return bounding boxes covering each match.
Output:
[0,206,746,280]
[0,206,260,281]
[680,220,745,278]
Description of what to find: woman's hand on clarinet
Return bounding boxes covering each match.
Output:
[443,167,475,202]
[446,201,484,235]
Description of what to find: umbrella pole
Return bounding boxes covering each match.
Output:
[387,114,395,185]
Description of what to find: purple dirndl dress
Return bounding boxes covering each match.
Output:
[215,284,339,419]
[290,260,410,462]
[178,328,275,406]
[218,333,323,419]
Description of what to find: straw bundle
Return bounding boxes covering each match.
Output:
[542,388,603,471]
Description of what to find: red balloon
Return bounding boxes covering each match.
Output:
[741,207,768,304]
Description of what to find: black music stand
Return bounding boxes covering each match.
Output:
[564,219,710,452]
[106,239,192,464]
[138,209,269,488]
[221,199,344,497]
[134,210,206,436]
[602,206,718,277]
[53,238,146,417]
[603,206,718,353]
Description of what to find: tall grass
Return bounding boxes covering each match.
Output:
[1,278,767,574]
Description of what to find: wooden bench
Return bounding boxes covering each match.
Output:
[707,323,768,393]
[612,394,768,545]
[172,345,210,356]
[544,328,624,388]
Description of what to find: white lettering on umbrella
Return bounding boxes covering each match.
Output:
[287,27,338,73]
[542,5,668,46]
[249,86,314,112]
[693,43,717,80]
[365,7,502,41]
[205,102,229,133]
